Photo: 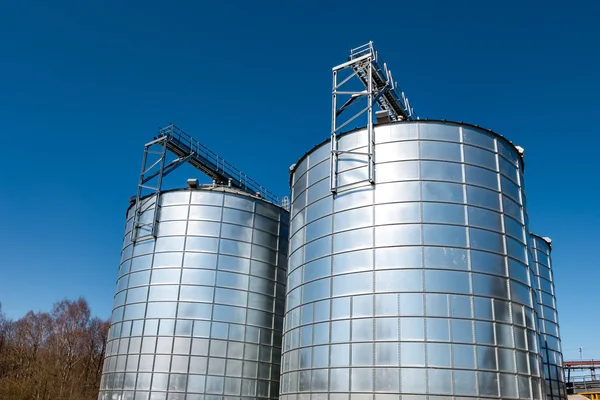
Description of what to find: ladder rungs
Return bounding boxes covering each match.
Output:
[334,150,372,156]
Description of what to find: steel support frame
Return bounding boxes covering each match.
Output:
[330,51,377,194]
[130,136,168,242]
[130,135,195,243]
[130,124,290,243]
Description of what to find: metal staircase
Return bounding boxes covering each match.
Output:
[330,41,418,193]
[130,123,288,242]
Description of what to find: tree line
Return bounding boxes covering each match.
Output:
[0,297,110,400]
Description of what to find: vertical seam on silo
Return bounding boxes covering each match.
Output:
[248,196,257,398]
[274,206,287,400]
[206,191,224,398]
[291,185,300,397]
[495,137,511,398]
[504,142,522,398]
[371,125,376,400]
[120,214,136,395]
[282,188,290,396]
[417,122,427,398]
[302,163,310,398]
[282,201,291,400]
[497,138,506,398]
[171,190,191,393]
[396,290,401,395]
[250,196,259,398]
[459,125,470,398]
[272,205,279,400]
[491,296,498,373]
[145,194,160,395]
[327,149,334,396]
[532,240,540,387]
[519,154,537,398]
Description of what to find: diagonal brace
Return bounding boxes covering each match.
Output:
[141,153,195,185]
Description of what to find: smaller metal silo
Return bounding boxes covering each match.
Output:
[98,123,291,400]
[530,234,567,400]
[98,186,289,400]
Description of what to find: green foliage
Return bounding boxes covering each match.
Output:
[0,297,109,400]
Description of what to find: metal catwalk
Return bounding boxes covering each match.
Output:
[131,123,287,242]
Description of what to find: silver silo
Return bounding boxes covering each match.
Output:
[98,186,289,400]
[530,234,566,400]
[280,121,544,400]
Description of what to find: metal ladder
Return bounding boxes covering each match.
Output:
[330,41,417,193]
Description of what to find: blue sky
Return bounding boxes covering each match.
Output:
[0,0,598,361]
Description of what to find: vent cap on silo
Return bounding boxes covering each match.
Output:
[375,110,391,124]
[187,178,199,189]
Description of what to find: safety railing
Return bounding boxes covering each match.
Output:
[158,123,285,208]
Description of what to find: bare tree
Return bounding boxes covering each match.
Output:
[0,302,9,376]
[0,297,109,400]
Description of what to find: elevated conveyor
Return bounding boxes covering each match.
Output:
[131,123,287,242]
[330,41,418,193]
[347,42,416,122]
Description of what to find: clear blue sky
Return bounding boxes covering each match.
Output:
[0,0,598,361]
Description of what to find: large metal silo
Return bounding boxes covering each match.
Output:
[530,234,566,400]
[98,186,289,400]
[280,121,544,400]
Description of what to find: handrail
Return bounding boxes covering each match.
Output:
[157,123,285,209]
[347,41,416,121]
